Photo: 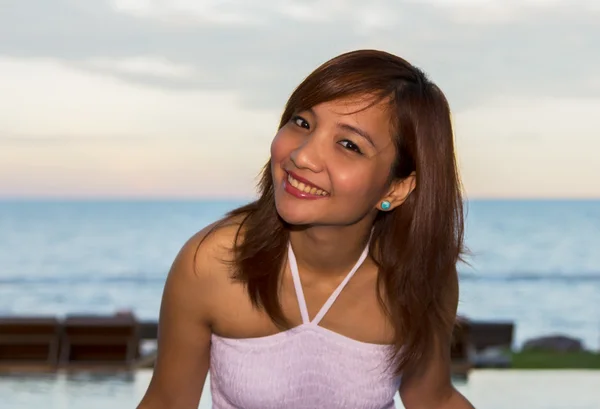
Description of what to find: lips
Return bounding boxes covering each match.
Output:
[284,170,329,198]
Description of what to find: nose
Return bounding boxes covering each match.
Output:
[290,135,323,173]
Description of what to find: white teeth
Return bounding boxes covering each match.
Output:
[288,174,299,188]
[286,173,328,196]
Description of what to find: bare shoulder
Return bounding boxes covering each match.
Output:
[136,214,246,409]
[170,214,246,316]
[188,215,246,273]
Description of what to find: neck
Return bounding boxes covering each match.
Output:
[288,221,373,278]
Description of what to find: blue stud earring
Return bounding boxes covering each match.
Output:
[381,200,391,211]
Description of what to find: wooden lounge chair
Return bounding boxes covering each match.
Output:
[59,313,140,371]
[0,316,61,373]
[134,320,159,369]
[469,321,514,351]
[465,320,514,368]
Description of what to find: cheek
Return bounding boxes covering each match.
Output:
[333,167,382,197]
[331,160,391,200]
[271,132,291,166]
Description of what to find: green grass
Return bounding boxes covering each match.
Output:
[511,350,600,369]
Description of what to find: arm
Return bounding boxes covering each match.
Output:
[137,228,218,409]
[399,272,475,409]
[399,334,475,409]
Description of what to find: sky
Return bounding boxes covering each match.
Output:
[1,0,599,199]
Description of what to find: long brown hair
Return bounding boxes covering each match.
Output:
[204,49,464,375]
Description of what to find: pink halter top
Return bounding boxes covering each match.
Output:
[209,241,401,408]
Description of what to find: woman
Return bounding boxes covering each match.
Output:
[137,50,475,409]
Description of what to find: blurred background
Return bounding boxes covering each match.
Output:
[0,0,599,408]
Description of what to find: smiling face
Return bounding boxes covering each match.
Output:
[271,95,401,227]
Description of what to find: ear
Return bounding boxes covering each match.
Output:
[377,172,416,211]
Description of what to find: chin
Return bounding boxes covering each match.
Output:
[275,200,316,226]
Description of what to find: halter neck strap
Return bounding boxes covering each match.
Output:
[287,239,371,326]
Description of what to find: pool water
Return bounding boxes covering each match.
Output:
[1,370,599,409]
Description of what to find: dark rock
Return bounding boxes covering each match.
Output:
[522,335,583,352]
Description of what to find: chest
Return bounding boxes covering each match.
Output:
[212,267,393,345]
[210,328,400,409]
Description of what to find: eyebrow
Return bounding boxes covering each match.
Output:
[337,123,376,148]
[304,107,376,148]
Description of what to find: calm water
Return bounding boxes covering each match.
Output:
[1,199,599,349]
[1,199,599,408]
[1,370,599,409]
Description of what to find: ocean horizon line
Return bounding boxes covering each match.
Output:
[2,271,599,285]
[1,197,599,203]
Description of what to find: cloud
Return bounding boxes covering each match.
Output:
[85,56,199,79]
[1,0,598,110]
[456,96,600,144]
[1,0,599,198]
[0,133,171,146]
[0,56,277,140]
[0,53,277,198]
[109,0,399,27]
[454,96,600,198]
[109,0,270,25]
[0,135,71,146]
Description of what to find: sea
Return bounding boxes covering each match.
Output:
[0,199,599,408]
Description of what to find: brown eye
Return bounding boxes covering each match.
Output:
[339,140,363,154]
[291,115,310,129]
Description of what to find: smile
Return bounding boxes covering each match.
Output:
[284,172,329,199]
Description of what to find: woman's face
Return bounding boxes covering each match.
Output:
[271,95,398,227]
